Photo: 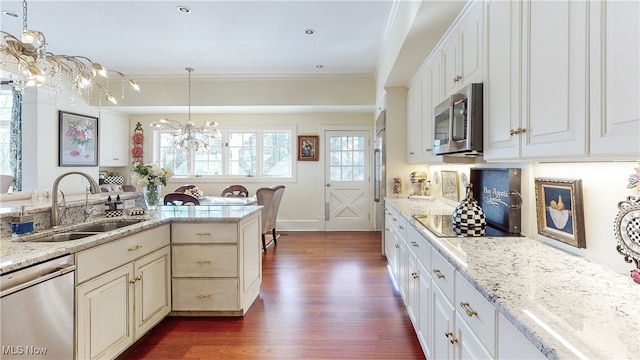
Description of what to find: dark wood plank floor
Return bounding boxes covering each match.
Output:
[120,231,425,359]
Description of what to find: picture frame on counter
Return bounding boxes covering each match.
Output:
[58,111,98,167]
[534,178,586,248]
[441,170,459,201]
[297,135,319,161]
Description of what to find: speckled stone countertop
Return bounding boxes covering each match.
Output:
[385,197,640,360]
[0,205,262,274]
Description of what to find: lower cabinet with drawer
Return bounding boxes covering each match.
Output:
[171,211,261,316]
[75,225,171,360]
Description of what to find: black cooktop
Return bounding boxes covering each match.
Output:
[412,214,522,238]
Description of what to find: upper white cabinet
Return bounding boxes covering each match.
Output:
[589,0,640,157]
[484,0,589,161]
[441,0,483,98]
[99,111,129,167]
[407,77,424,164]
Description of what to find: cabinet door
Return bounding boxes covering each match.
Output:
[457,0,483,88]
[406,251,418,324]
[521,0,588,159]
[240,213,262,310]
[134,246,171,338]
[423,59,443,164]
[99,111,129,167]
[433,284,455,360]
[417,260,432,359]
[76,265,134,360]
[407,79,423,163]
[442,33,459,97]
[589,0,640,157]
[456,312,493,360]
[483,0,522,160]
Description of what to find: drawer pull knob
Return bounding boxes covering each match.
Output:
[411,272,418,279]
[459,302,478,317]
[449,335,459,344]
[433,269,445,279]
[399,225,404,230]
[444,330,453,339]
[197,260,211,264]
[196,232,211,236]
[128,245,143,252]
[198,293,212,298]
[411,241,419,247]
[395,244,400,248]
[129,275,142,284]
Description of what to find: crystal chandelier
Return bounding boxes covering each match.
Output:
[150,67,220,151]
[0,0,140,104]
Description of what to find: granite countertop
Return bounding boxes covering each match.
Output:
[385,197,640,360]
[0,205,262,274]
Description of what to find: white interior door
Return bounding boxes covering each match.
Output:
[324,130,370,230]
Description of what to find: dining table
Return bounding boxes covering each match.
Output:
[199,195,258,205]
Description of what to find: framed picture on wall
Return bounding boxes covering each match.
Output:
[534,178,586,248]
[298,135,319,161]
[441,170,459,201]
[59,111,98,166]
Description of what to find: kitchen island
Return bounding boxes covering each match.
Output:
[384,197,639,360]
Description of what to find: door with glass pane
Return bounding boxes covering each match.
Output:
[325,130,370,230]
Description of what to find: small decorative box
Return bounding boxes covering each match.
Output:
[105,210,124,218]
[128,208,146,216]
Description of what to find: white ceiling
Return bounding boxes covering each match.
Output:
[1,0,394,76]
[1,0,466,113]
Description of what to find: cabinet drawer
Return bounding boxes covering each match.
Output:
[407,226,431,269]
[456,272,497,357]
[171,222,237,244]
[431,249,455,303]
[172,279,239,311]
[76,225,170,284]
[172,245,238,277]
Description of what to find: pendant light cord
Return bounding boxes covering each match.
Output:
[186,67,193,121]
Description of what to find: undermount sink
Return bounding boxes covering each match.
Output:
[27,219,144,242]
[70,219,143,233]
[27,232,99,242]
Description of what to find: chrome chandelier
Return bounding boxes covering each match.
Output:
[150,67,220,151]
[0,0,140,104]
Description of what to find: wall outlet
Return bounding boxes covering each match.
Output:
[124,199,135,209]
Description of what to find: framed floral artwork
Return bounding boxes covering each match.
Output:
[534,178,586,248]
[441,170,459,201]
[59,111,98,166]
[298,135,319,161]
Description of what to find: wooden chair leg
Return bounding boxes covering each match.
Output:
[272,228,277,246]
[262,234,267,252]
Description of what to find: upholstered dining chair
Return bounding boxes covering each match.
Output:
[221,185,249,198]
[163,192,200,205]
[256,185,285,252]
[122,184,137,192]
[174,184,197,193]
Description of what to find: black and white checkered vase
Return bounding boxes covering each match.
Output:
[452,197,487,237]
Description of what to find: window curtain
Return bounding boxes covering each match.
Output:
[10,88,22,191]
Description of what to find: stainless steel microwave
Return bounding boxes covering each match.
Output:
[433,83,483,156]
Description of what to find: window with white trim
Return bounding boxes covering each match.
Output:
[154,127,293,179]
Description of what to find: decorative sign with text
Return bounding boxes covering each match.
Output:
[470,168,522,234]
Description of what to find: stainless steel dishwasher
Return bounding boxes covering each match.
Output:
[1,254,75,360]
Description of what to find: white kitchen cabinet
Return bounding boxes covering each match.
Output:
[589,0,640,157]
[433,283,456,360]
[497,313,545,360]
[484,0,589,161]
[422,57,444,164]
[171,212,261,315]
[441,0,483,98]
[406,224,433,359]
[75,225,171,360]
[99,110,129,167]
[407,78,423,164]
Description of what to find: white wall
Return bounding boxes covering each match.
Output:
[131,112,373,231]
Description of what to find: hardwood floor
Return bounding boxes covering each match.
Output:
[120,231,425,359]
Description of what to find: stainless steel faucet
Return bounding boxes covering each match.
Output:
[51,172,101,227]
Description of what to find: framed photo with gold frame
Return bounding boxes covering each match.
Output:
[534,178,586,248]
[298,135,319,161]
[441,170,459,201]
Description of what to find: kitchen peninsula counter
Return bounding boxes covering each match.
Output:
[385,197,639,360]
[0,205,262,274]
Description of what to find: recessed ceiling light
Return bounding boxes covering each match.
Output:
[177,5,191,14]
[305,29,315,35]
[2,11,18,18]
